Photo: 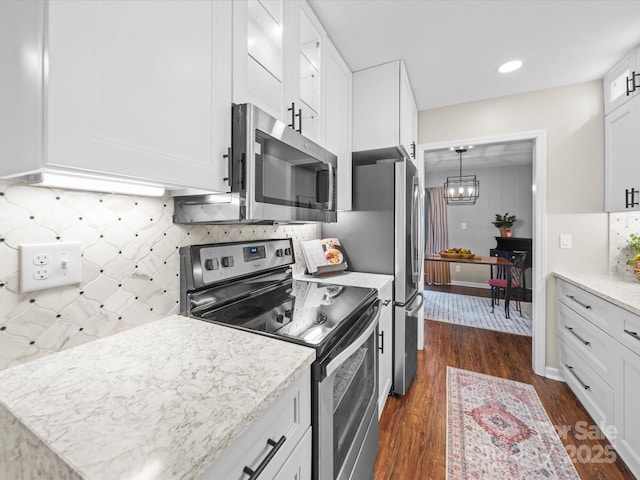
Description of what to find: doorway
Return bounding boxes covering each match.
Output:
[417,130,547,376]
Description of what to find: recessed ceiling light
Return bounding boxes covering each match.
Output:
[498,60,523,74]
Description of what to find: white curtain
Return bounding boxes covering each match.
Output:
[424,186,451,284]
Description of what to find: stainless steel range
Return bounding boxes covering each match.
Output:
[179,238,380,480]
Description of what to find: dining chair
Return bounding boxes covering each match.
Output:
[487,252,527,317]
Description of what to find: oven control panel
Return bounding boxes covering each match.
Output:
[181,239,295,289]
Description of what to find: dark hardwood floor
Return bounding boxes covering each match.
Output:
[374,313,635,479]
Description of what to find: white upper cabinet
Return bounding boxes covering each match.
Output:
[605,94,640,212]
[0,0,233,195]
[233,0,326,145]
[233,0,287,122]
[323,38,352,211]
[400,61,419,162]
[289,1,324,144]
[604,49,639,115]
[353,59,418,160]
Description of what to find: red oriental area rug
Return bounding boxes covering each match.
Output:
[446,367,579,479]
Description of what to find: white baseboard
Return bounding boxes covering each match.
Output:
[544,366,564,382]
[449,280,491,289]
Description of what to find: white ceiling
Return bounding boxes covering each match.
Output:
[307,0,640,110]
[424,140,534,172]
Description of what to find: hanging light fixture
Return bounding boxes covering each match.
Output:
[444,146,479,205]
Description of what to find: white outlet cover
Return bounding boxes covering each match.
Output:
[20,242,82,292]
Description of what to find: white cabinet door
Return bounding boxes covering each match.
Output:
[615,346,640,478]
[353,61,400,151]
[353,59,417,155]
[288,1,324,145]
[232,0,287,122]
[604,94,640,212]
[604,49,639,115]
[46,0,231,193]
[377,283,393,418]
[399,61,418,162]
[324,38,352,211]
[233,0,324,145]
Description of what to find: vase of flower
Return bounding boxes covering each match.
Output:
[491,212,517,237]
[626,233,640,280]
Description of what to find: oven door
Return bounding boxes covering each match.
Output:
[243,103,337,223]
[314,300,380,480]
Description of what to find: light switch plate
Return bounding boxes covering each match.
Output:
[559,234,572,249]
[20,242,81,292]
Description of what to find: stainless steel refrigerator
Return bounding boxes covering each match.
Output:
[322,146,424,395]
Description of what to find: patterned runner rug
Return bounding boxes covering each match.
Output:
[424,290,532,336]
[447,367,579,480]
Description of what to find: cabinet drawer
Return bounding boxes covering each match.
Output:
[616,308,640,355]
[557,280,614,333]
[273,427,312,480]
[559,340,614,432]
[201,369,311,480]
[557,302,616,381]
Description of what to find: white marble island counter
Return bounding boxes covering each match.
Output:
[0,314,315,480]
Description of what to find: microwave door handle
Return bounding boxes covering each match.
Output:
[327,162,335,211]
[324,302,380,378]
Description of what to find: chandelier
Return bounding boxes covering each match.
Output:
[444,147,479,205]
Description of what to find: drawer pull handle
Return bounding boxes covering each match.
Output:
[624,329,640,342]
[243,435,286,480]
[382,299,391,306]
[564,326,591,346]
[566,295,592,310]
[378,330,384,354]
[565,364,591,391]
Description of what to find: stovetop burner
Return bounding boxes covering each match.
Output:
[180,239,377,355]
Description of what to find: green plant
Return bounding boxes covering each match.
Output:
[491,212,517,229]
[626,233,640,265]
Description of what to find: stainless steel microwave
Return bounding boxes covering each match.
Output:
[173,103,337,224]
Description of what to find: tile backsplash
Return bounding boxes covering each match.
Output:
[609,212,640,277]
[0,180,319,370]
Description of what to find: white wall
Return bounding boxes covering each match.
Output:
[425,163,532,285]
[419,80,607,368]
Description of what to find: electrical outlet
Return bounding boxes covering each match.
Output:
[461,222,467,230]
[20,242,81,292]
[455,265,461,272]
[33,254,49,265]
[32,268,51,280]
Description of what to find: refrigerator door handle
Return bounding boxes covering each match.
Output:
[411,177,422,284]
[407,292,424,315]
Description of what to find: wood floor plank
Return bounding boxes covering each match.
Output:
[374,319,636,479]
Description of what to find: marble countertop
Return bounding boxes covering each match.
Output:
[554,272,640,316]
[0,314,315,480]
[295,271,393,291]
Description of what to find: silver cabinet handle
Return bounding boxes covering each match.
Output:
[378,330,384,354]
[565,364,591,391]
[243,435,286,480]
[564,326,591,346]
[624,329,640,342]
[566,294,592,310]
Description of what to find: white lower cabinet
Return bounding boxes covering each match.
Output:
[200,369,311,480]
[616,345,640,475]
[377,282,393,418]
[556,278,640,477]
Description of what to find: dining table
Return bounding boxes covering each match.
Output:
[424,253,515,318]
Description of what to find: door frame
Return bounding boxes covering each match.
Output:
[417,129,548,377]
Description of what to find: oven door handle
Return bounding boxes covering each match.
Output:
[324,301,380,378]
